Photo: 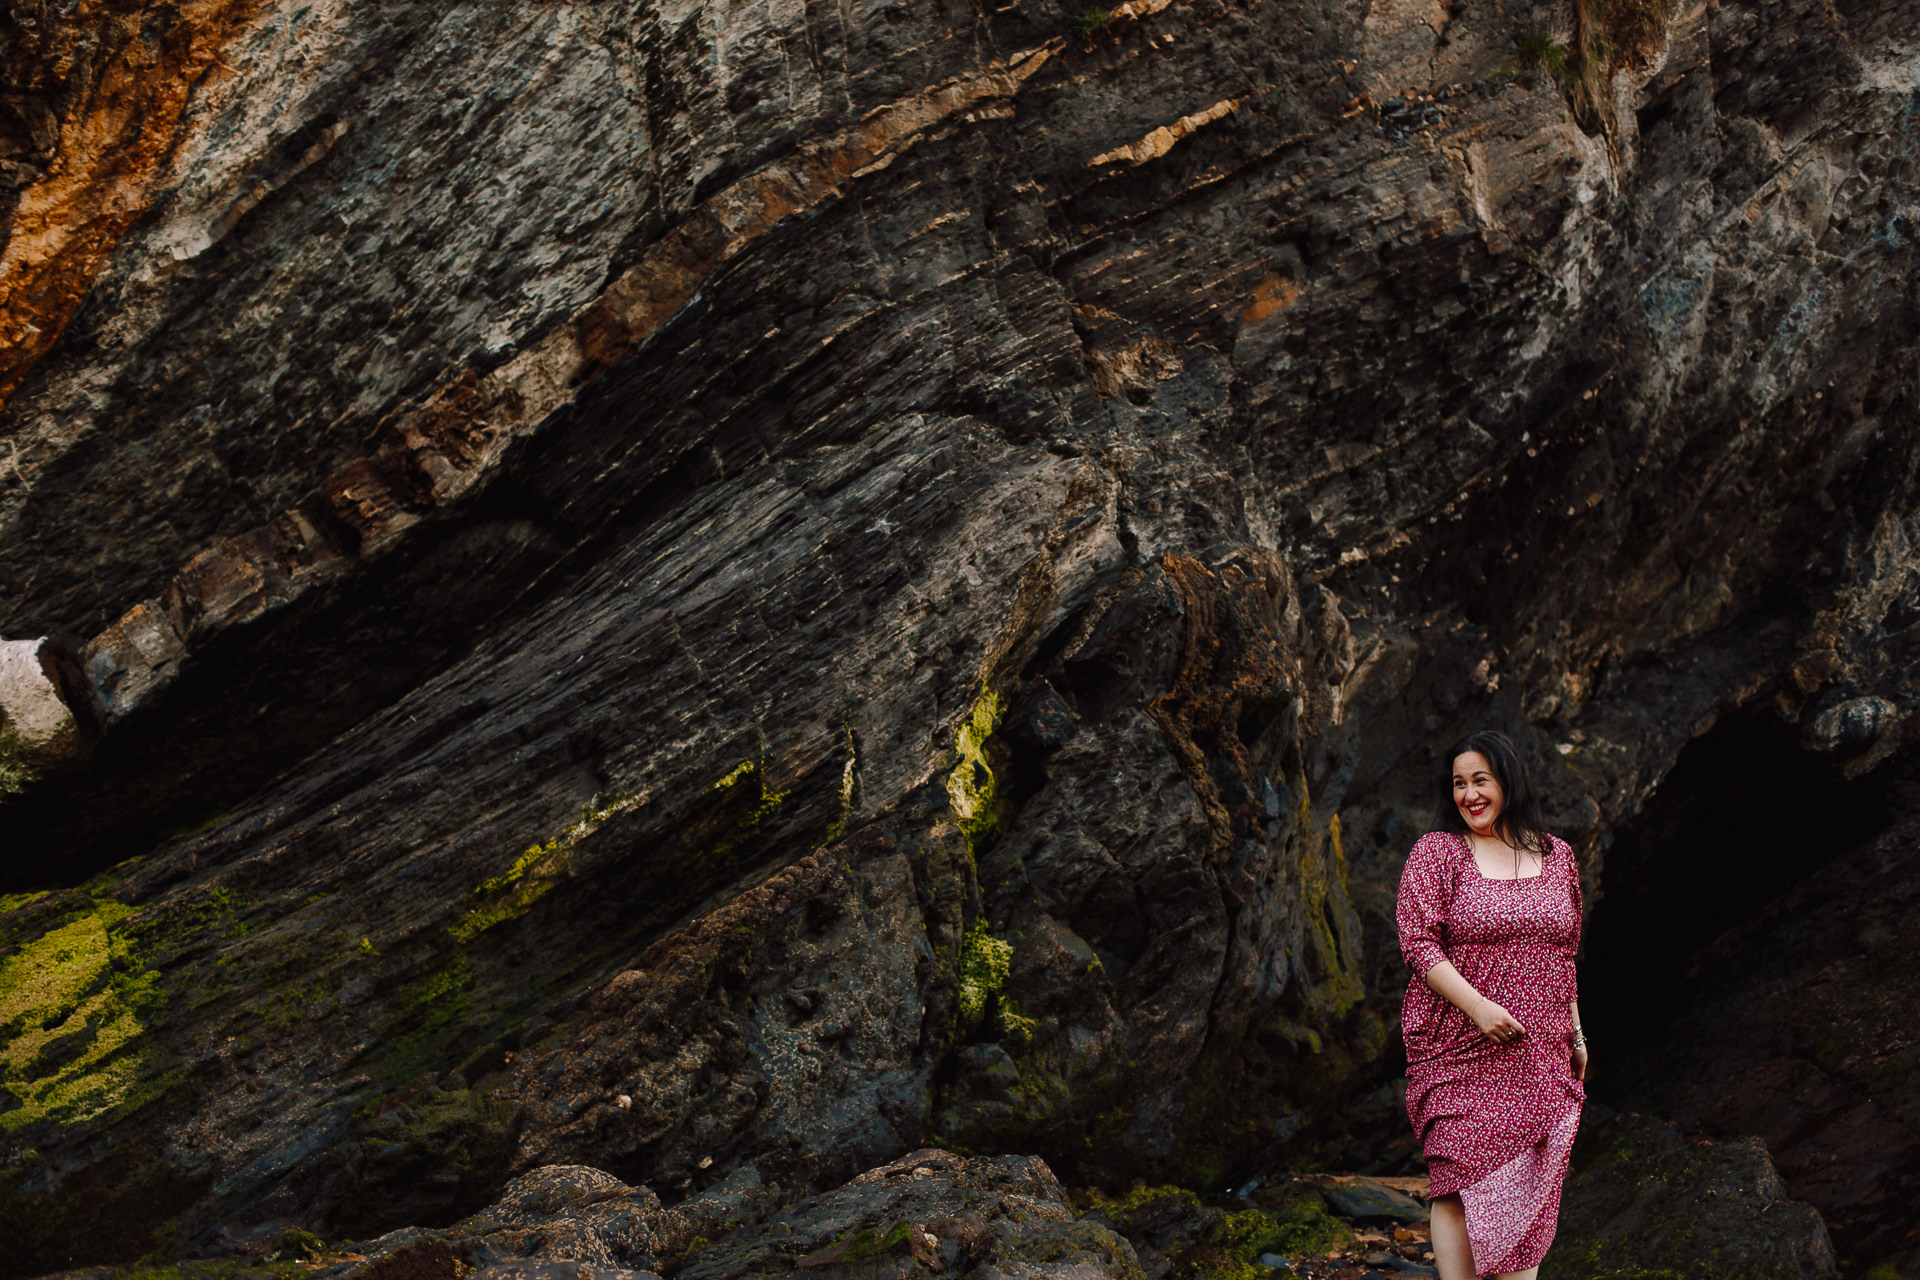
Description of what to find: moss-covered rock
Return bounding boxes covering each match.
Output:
[1078,1179,1353,1280]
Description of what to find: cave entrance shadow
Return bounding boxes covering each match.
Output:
[1579,705,1893,1103]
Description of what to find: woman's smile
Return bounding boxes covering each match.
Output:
[1452,750,1506,835]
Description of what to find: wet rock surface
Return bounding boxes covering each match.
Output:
[0,0,1918,1272]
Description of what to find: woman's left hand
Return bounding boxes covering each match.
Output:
[1571,1043,1589,1082]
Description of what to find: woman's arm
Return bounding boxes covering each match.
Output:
[1423,958,1527,1044]
[1569,999,1588,1081]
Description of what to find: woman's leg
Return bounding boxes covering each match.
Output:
[1428,1193,1478,1280]
[1494,1271,1539,1280]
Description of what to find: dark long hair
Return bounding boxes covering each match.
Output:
[1437,730,1551,856]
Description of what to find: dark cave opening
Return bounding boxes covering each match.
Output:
[1579,705,1894,1103]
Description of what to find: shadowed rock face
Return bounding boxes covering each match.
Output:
[1547,1112,1839,1280]
[2,0,1919,1272]
[1589,736,1920,1275]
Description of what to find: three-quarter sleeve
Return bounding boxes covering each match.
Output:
[1396,833,1458,978]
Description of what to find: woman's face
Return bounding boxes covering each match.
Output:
[1452,750,1504,837]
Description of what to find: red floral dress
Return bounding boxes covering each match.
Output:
[1397,830,1586,1275]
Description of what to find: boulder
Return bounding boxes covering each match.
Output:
[1316,1179,1427,1225]
[450,1165,702,1273]
[672,1148,1141,1280]
[1542,1113,1837,1280]
[0,637,85,787]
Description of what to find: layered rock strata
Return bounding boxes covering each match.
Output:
[1,0,1918,1272]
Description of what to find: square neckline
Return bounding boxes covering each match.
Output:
[1456,831,1551,882]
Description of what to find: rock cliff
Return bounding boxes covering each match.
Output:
[2,0,1918,1274]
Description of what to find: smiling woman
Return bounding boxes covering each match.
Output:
[1396,731,1588,1280]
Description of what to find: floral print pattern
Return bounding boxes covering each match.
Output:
[1397,830,1586,1275]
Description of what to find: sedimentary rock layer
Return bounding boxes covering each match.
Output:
[1,0,1918,1273]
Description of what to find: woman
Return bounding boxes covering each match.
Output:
[1397,730,1589,1280]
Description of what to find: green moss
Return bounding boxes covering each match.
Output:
[0,890,52,916]
[128,887,258,962]
[1291,793,1365,1023]
[0,896,171,1135]
[1075,7,1110,38]
[263,1229,326,1263]
[451,784,656,944]
[692,759,791,863]
[1083,1183,1350,1280]
[259,981,332,1034]
[946,686,1004,862]
[32,1253,317,1280]
[1327,813,1349,894]
[1239,1186,1354,1257]
[710,759,757,793]
[999,997,1039,1045]
[473,841,556,900]
[846,1221,917,1261]
[1089,1183,1203,1217]
[957,920,1014,1024]
[392,954,474,1040]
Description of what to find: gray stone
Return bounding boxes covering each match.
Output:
[1804,695,1897,756]
[1319,1179,1428,1224]
[0,637,83,780]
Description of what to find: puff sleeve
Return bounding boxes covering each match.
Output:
[1396,833,1459,979]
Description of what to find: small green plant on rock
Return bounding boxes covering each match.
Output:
[1515,0,1681,154]
[1075,7,1111,39]
[264,1229,326,1263]
[1514,29,1570,76]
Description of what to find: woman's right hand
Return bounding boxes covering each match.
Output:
[1470,997,1527,1045]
